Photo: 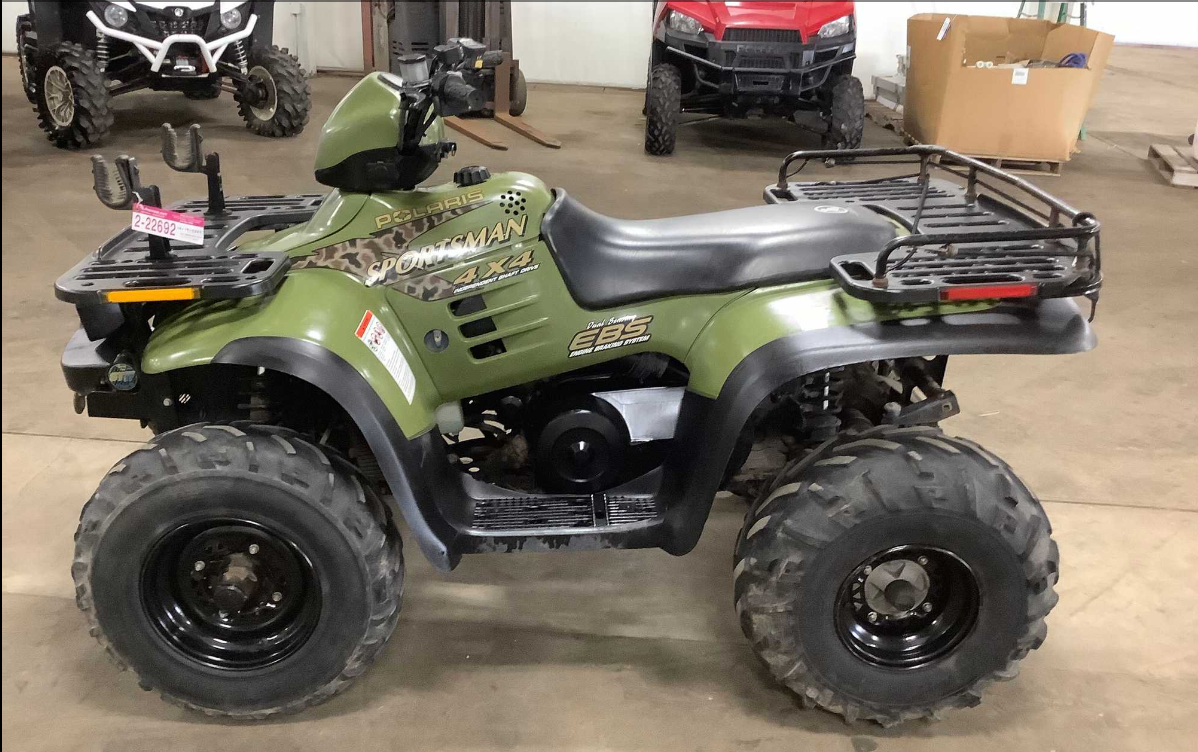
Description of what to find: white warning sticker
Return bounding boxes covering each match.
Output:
[355,311,416,404]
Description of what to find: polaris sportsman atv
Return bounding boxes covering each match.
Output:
[645,1,865,155]
[57,38,1101,724]
[16,1,309,149]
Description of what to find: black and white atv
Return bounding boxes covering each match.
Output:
[16,2,311,149]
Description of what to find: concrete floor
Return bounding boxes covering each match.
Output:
[3,44,1197,751]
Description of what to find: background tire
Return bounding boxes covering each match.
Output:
[644,62,681,156]
[34,42,113,150]
[235,46,311,137]
[72,423,403,718]
[184,78,223,100]
[509,67,528,116]
[16,15,37,104]
[822,74,865,150]
[734,425,1058,725]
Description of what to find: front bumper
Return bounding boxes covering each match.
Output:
[663,28,855,96]
[85,9,257,74]
[62,326,176,424]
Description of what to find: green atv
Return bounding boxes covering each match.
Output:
[58,38,1101,724]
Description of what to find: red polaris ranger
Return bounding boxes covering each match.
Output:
[645,1,865,155]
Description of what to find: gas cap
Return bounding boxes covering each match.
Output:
[454,165,490,187]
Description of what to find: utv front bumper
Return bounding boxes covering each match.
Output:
[662,27,855,97]
[85,9,257,74]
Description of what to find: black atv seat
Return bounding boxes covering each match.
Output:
[541,190,899,309]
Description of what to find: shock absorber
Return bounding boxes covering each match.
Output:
[231,40,249,74]
[798,367,846,443]
[95,31,110,73]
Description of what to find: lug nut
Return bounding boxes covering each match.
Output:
[863,566,873,575]
[918,556,929,566]
[868,611,878,623]
[271,591,283,602]
[193,560,205,571]
[248,544,260,555]
[218,610,228,619]
[922,602,933,613]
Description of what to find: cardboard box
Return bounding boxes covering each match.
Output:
[904,14,1113,162]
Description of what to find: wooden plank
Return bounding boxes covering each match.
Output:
[360,1,373,72]
[1156,145,1196,174]
[445,117,509,151]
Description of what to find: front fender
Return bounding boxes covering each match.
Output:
[143,271,461,570]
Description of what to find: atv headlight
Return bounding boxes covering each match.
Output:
[666,10,704,36]
[103,4,129,29]
[220,8,243,30]
[817,15,852,39]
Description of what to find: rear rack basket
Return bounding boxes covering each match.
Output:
[765,146,1101,309]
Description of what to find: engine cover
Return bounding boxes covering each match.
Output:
[533,406,628,494]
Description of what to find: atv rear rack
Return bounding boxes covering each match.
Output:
[764,146,1102,309]
[55,194,323,305]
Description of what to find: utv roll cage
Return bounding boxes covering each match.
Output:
[766,145,1102,313]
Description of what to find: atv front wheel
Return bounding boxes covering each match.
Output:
[822,74,865,150]
[644,63,681,156]
[34,42,113,149]
[734,426,1058,725]
[16,15,37,104]
[235,46,311,137]
[72,424,403,718]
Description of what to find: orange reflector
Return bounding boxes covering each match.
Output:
[941,284,1036,302]
[106,287,199,303]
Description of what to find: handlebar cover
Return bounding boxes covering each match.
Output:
[438,73,485,117]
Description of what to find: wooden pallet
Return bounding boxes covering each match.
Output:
[1147,143,1198,188]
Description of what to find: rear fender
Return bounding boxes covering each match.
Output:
[661,284,1095,554]
[143,270,461,570]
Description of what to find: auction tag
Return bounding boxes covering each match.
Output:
[132,203,205,245]
[355,311,416,403]
[1011,68,1029,85]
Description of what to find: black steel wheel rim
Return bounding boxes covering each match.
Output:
[834,545,979,669]
[141,519,321,669]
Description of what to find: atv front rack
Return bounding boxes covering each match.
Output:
[55,194,323,305]
[765,146,1102,309]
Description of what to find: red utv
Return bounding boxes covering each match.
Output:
[645,1,865,155]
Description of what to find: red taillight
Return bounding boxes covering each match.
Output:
[940,283,1037,302]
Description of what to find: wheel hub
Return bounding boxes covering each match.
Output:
[44,66,75,128]
[141,520,320,669]
[863,558,930,616]
[835,545,980,669]
[245,65,277,120]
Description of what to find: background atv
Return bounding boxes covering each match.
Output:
[16,1,310,149]
[57,39,1101,724]
[645,1,865,155]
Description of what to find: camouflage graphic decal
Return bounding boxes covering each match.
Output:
[292,202,484,277]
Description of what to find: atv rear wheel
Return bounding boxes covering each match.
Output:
[16,15,37,104]
[734,426,1058,725]
[822,74,865,150]
[645,63,682,156]
[235,46,311,137]
[34,43,113,149]
[72,424,403,718]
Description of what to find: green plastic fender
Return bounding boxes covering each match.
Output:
[142,270,441,438]
[685,280,994,397]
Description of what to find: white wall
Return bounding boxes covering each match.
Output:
[511,1,655,88]
[0,0,361,70]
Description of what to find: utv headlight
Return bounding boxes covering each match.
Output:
[817,15,852,39]
[666,10,704,36]
[103,4,129,28]
[220,8,243,29]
